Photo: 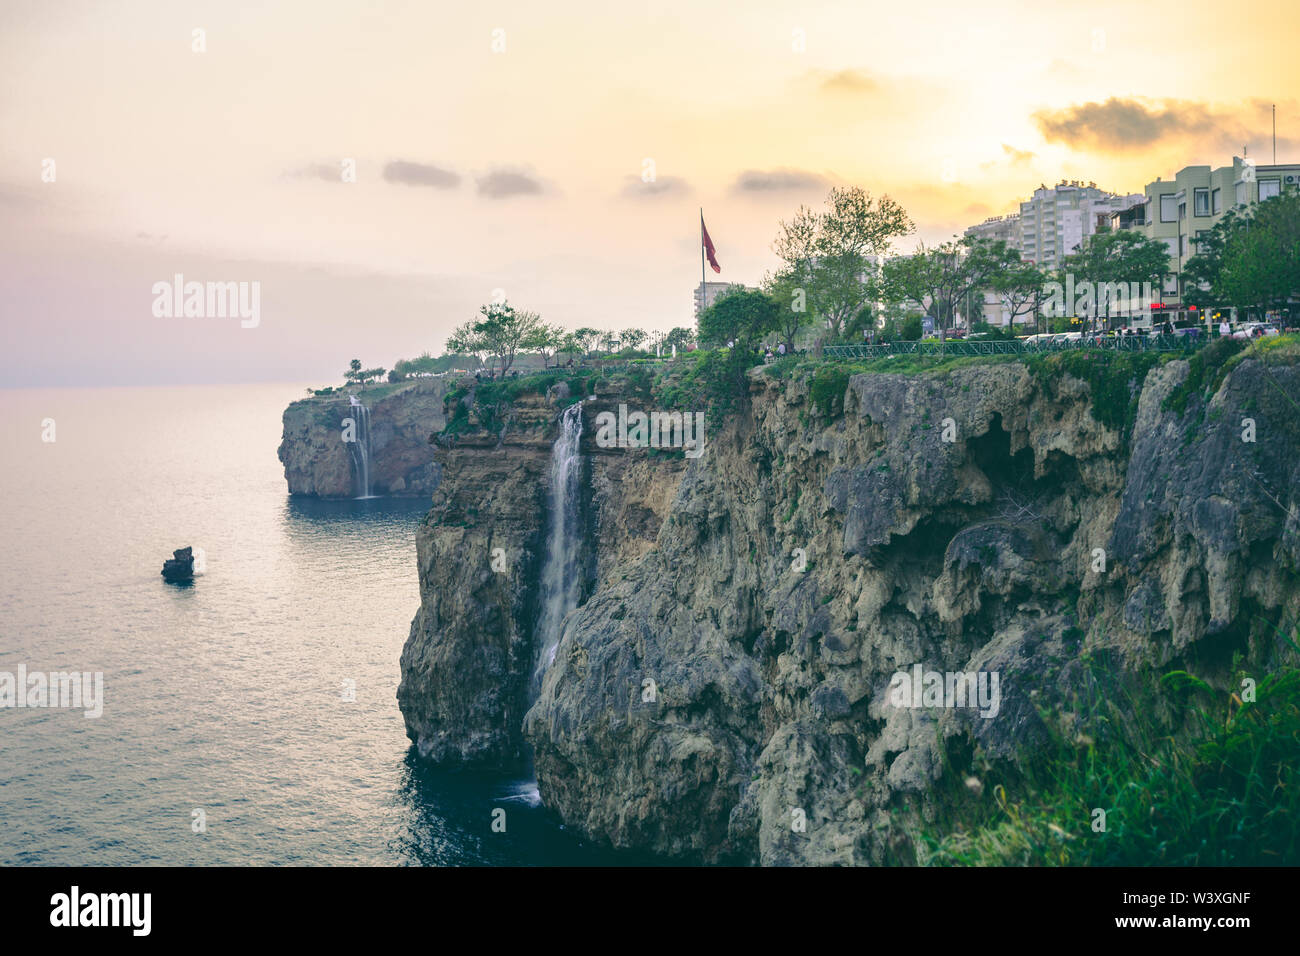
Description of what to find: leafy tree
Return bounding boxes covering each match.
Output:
[1218,191,1300,319]
[901,315,923,341]
[573,328,602,356]
[620,328,647,351]
[1182,209,1241,312]
[522,322,565,367]
[1060,230,1170,329]
[881,237,1021,333]
[991,260,1047,331]
[446,302,543,376]
[762,269,817,351]
[697,287,779,350]
[345,358,363,383]
[772,186,913,338]
[664,326,696,352]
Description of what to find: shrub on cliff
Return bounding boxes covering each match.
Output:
[653,347,754,427]
[1026,350,1162,437]
[918,650,1300,866]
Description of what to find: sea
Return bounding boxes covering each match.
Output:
[0,383,621,866]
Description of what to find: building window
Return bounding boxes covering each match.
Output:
[1160,194,1178,222]
[1195,230,1210,254]
[1180,235,1188,256]
[1211,188,1221,214]
[1178,202,1186,221]
[1194,188,1210,216]
[1236,182,1247,205]
[1259,178,1281,201]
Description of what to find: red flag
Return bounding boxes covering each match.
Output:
[701,215,721,273]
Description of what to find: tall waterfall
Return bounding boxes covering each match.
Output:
[531,401,585,698]
[346,401,373,499]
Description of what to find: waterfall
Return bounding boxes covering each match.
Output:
[346,400,373,498]
[530,401,585,698]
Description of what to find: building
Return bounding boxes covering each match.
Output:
[1110,155,1300,323]
[1017,180,1143,267]
[693,281,743,318]
[964,214,1021,246]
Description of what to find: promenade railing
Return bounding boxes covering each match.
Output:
[821,334,1203,361]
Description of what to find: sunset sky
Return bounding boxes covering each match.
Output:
[2,0,1297,385]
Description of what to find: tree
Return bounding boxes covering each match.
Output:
[573,328,602,356]
[664,326,696,352]
[697,287,779,350]
[1218,191,1300,320]
[345,358,363,383]
[1060,230,1170,330]
[522,322,565,367]
[991,260,1047,330]
[762,268,817,351]
[773,185,914,339]
[881,237,1021,333]
[620,328,647,351]
[446,302,544,376]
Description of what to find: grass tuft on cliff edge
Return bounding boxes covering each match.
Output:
[913,633,1300,866]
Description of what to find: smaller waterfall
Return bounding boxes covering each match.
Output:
[530,401,585,698]
[346,399,373,499]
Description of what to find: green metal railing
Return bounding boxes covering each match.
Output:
[821,333,1204,360]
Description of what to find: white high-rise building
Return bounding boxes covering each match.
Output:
[693,281,743,318]
[1016,180,1144,267]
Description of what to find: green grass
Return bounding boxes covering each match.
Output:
[916,642,1300,866]
[1162,336,1248,416]
[1026,350,1163,435]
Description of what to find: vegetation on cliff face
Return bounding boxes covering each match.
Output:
[917,640,1300,867]
[1025,350,1164,436]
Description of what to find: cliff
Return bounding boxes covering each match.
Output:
[278,378,450,497]
[397,349,1300,864]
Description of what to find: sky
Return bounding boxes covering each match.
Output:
[2,0,1297,386]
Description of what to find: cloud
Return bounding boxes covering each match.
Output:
[620,175,691,199]
[383,160,461,189]
[979,144,1036,171]
[1034,98,1221,150]
[730,167,830,194]
[476,169,544,198]
[286,162,346,183]
[1034,97,1300,155]
[1001,143,1035,164]
[813,69,876,94]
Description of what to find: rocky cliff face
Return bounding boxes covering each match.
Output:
[398,355,1300,864]
[278,379,449,496]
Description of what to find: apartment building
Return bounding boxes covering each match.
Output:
[1017,180,1144,268]
[693,281,745,318]
[1111,155,1300,323]
[964,214,1021,246]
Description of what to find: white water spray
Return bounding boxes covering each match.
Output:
[347,399,373,498]
[531,401,585,697]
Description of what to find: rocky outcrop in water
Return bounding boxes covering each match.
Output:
[398,354,1300,864]
[160,546,194,583]
[278,379,450,497]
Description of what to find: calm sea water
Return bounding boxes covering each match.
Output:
[0,384,618,866]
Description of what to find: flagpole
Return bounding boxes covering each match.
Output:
[700,208,706,316]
